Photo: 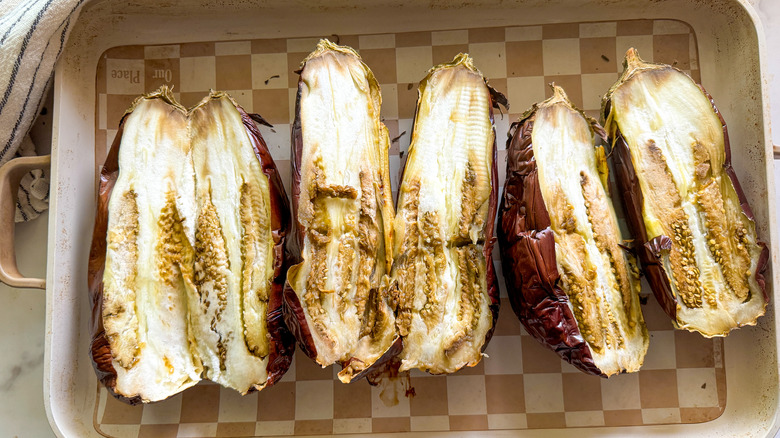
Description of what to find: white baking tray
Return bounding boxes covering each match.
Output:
[44,0,778,436]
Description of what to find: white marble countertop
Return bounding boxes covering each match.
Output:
[0,211,52,438]
[1,1,779,436]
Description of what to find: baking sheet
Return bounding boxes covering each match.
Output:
[92,19,725,438]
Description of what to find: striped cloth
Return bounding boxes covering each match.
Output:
[0,0,86,221]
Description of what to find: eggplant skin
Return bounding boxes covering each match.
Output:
[88,87,294,403]
[603,49,769,337]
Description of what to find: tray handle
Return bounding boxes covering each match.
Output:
[0,155,50,289]
[775,144,780,159]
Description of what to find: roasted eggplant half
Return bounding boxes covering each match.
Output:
[89,87,294,403]
[88,88,202,403]
[602,48,769,337]
[390,54,500,374]
[498,85,648,377]
[284,40,399,383]
[187,91,294,394]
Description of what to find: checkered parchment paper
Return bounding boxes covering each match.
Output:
[92,19,726,438]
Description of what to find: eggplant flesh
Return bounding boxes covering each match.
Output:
[93,88,291,402]
[510,86,648,376]
[286,40,397,382]
[188,93,279,394]
[100,91,202,402]
[604,49,768,337]
[391,54,497,374]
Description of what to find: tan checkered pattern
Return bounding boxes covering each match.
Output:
[93,20,719,438]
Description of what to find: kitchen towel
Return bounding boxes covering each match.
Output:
[0,0,87,221]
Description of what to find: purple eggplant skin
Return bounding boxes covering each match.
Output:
[482,97,501,357]
[497,114,604,377]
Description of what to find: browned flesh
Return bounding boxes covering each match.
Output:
[157,192,195,289]
[693,144,752,303]
[393,160,492,372]
[547,188,622,353]
[636,141,705,308]
[580,172,635,318]
[394,182,420,338]
[194,191,230,370]
[240,182,271,358]
[443,245,485,357]
[299,161,384,358]
[103,189,141,369]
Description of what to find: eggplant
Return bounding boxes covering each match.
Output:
[88,87,294,403]
[602,48,769,337]
[390,54,500,374]
[498,85,648,377]
[88,88,201,404]
[187,91,294,394]
[284,40,399,383]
